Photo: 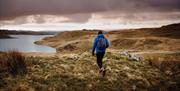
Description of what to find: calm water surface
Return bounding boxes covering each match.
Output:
[0,35,56,53]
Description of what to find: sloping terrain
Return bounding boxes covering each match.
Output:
[1,52,179,91]
[35,23,180,52]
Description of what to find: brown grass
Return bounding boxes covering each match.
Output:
[146,53,180,75]
[0,51,180,91]
[35,27,180,53]
[0,50,27,76]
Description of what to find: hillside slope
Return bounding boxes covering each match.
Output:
[35,23,180,52]
[1,51,179,91]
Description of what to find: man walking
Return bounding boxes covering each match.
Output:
[92,31,109,76]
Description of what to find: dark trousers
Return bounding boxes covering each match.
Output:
[96,52,105,69]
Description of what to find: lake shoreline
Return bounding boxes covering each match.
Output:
[0,34,13,39]
[0,35,56,53]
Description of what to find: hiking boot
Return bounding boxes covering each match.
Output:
[102,69,106,77]
[99,68,103,73]
[99,67,106,76]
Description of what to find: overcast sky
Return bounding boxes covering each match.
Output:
[0,0,180,31]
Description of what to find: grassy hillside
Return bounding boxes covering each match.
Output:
[35,30,97,53]
[1,51,179,91]
[34,23,180,73]
[35,23,180,52]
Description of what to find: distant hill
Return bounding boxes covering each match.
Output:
[0,34,12,39]
[0,29,58,35]
[0,29,59,38]
[148,23,180,39]
[113,23,180,39]
[161,23,180,29]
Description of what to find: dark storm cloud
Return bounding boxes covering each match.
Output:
[106,0,180,12]
[0,0,106,20]
[0,0,180,20]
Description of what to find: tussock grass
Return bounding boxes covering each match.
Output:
[1,51,179,91]
[0,50,27,76]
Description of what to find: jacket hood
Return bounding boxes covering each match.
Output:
[97,34,104,38]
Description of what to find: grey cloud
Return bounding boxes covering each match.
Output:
[62,14,92,23]
[0,13,92,26]
[97,11,180,21]
[33,15,46,24]
[0,15,46,25]
[0,0,180,20]
[105,0,180,13]
[0,0,106,20]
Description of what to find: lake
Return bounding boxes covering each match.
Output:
[0,35,56,53]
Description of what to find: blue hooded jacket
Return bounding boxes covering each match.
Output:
[92,33,109,54]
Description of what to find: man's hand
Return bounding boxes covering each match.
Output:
[92,52,95,56]
[92,50,95,56]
